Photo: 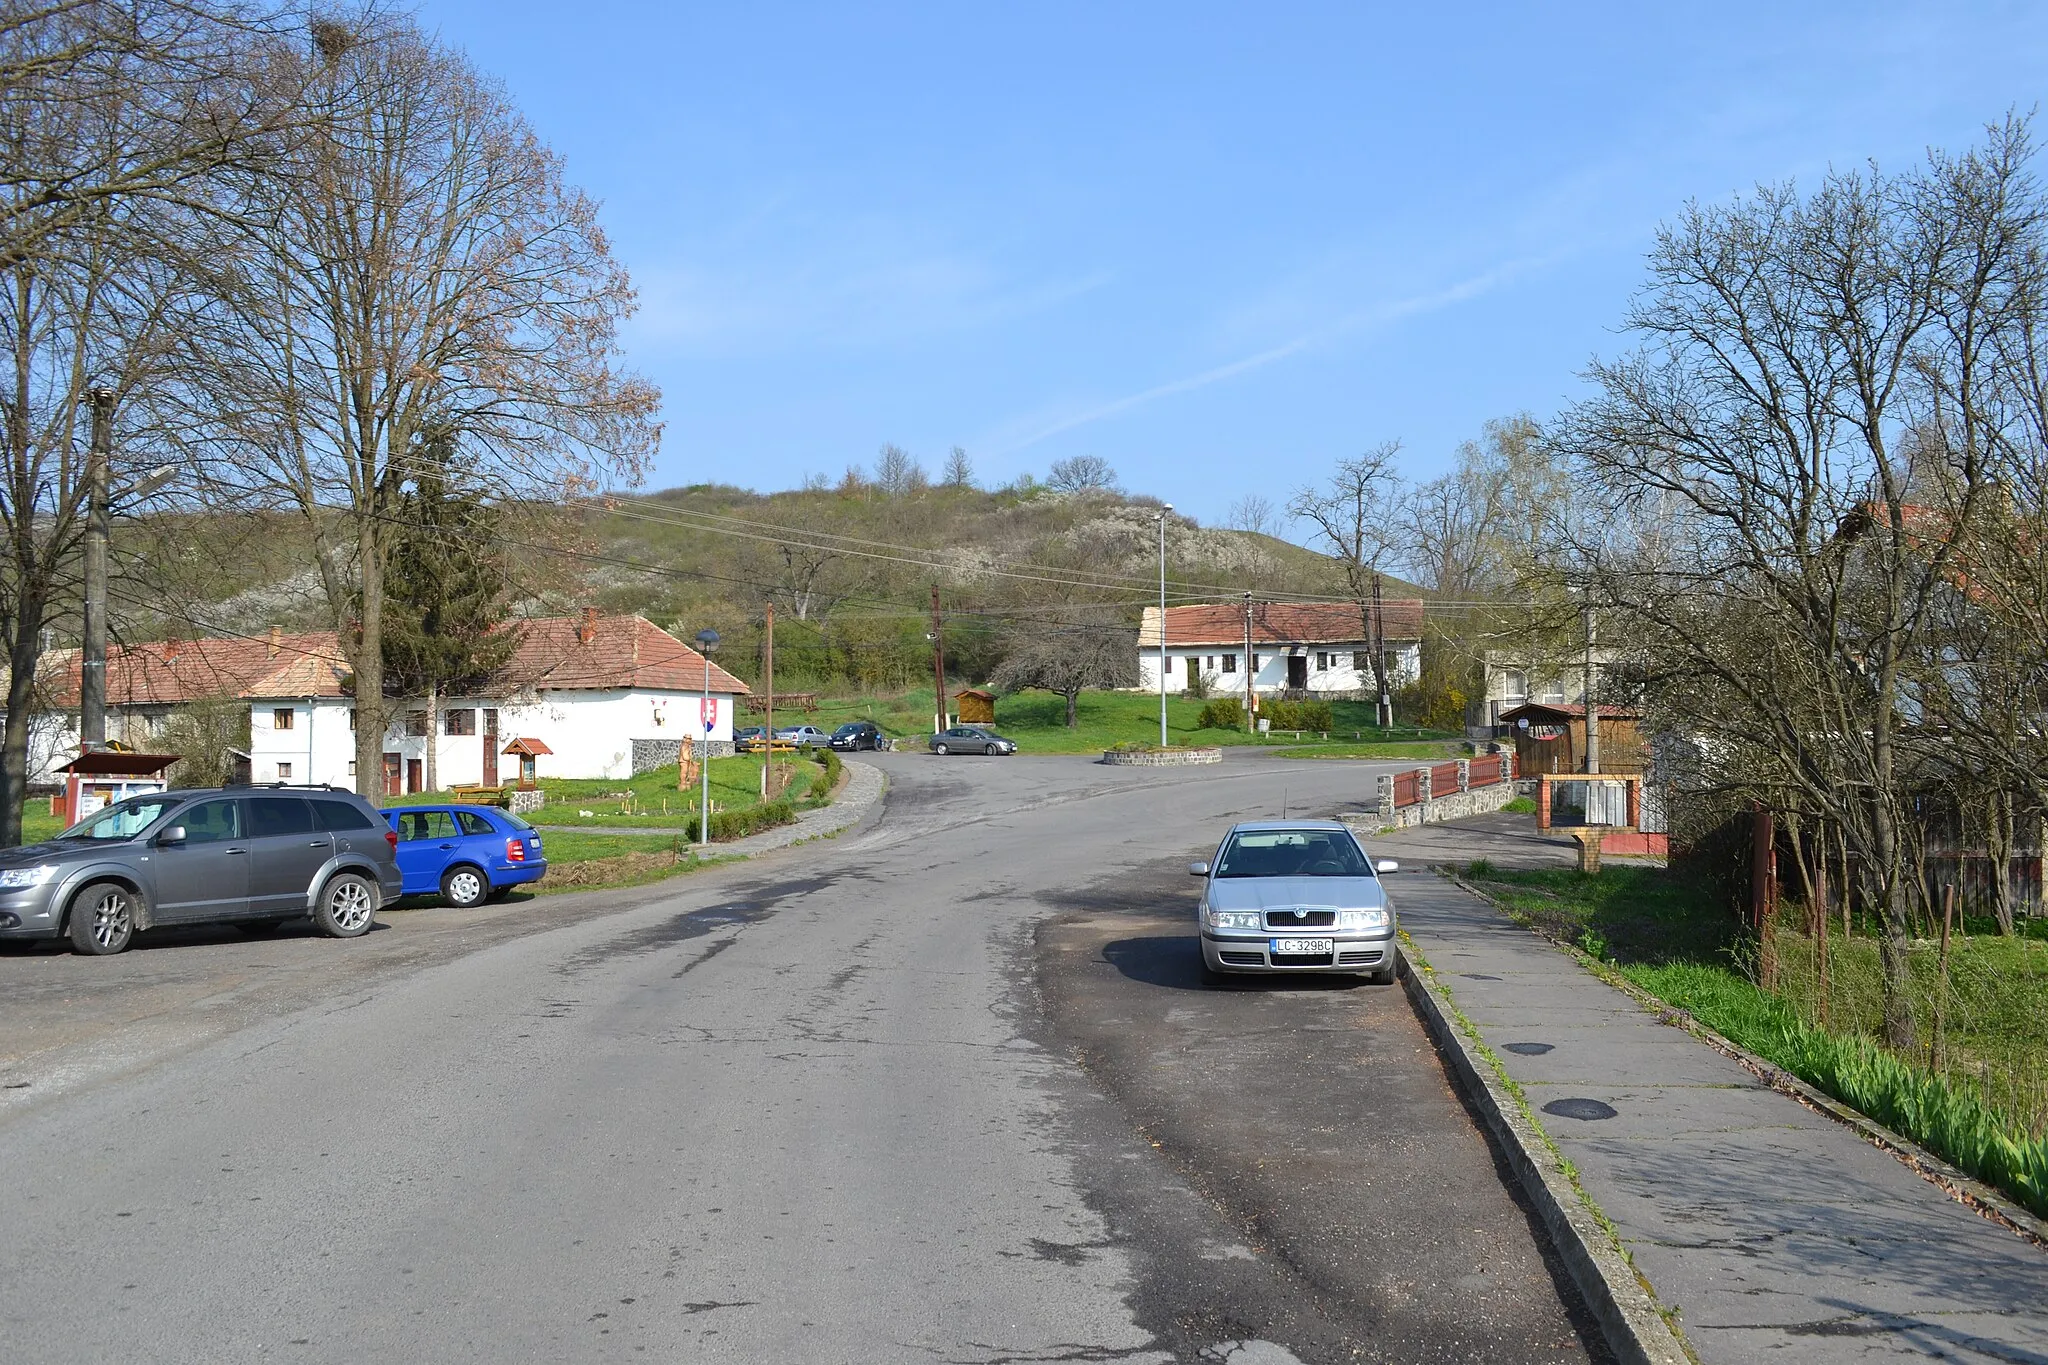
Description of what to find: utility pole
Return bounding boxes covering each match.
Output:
[928,586,947,735]
[81,388,113,751]
[1157,504,1172,748]
[1242,592,1255,732]
[762,602,775,799]
[1584,601,1600,775]
[1371,572,1390,729]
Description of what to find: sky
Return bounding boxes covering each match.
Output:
[419,1,2048,529]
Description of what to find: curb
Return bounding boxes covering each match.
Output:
[1442,871,2048,1251]
[1398,944,1691,1365]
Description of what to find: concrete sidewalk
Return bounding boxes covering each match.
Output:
[1380,864,2048,1364]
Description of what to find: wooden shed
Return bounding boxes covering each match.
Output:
[955,688,997,725]
[1497,702,1647,776]
[501,736,554,790]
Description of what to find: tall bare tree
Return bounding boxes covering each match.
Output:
[1289,441,1403,722]
[0,0,290,844]
[1553,118,2046,1048]
[181,10,659,797]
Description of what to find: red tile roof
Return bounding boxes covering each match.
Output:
[1139,600,1424,648]
[1498,701,1642,722]
[237,614,751,700]
[46,631,340,708]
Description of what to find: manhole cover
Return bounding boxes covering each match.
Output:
[1542,1097,1618,1121]
[1503,1042,1554,1056]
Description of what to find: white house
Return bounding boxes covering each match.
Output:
[1137,601,1424,698]
[243,612,751,793]
[1478,649,1626,734]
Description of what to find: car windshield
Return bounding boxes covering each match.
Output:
[833,725,860,736]
[57,796,176,841]
[1213,830,1370,878]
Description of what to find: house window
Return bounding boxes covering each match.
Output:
[1504,670,1528,699]
[1316,652,1331,671]
[273,707,295,731]
[348,708,355,730]
[483,708,499,737]
[444,709,476,736]
[276,762,292,780]
[1221,654,1236,674]
[1352,651,1368,671]
[406,710,428,737]
[1252,654,1261,672]
[347,760,357,777]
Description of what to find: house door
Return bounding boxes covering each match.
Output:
[482,709,499,786]
[382,753,401,797]
[1184,658,1199,690]
[406,758,423,793]
[1286,655,1308,689]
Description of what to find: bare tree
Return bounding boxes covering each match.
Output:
[874,443,924,495]
[1225,493,1277,538]
[1047,454,1118,494]
[1553,120,2046,1047]
[941,445,973,490]
[1289,441,1404,722]
[988,611,1137,728]
[0,1,292,844]
[179,10,659,798]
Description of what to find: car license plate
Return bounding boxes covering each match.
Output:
[1270,937,1334,956]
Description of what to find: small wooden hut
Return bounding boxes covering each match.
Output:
[955,688,997,725]
[1497,702,1647,776]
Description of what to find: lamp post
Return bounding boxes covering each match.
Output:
[696,627,720,848]
[1158,504,1172,748]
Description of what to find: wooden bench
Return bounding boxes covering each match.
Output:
[449,783,511,807]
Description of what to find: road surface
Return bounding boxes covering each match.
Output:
[0,752,1604,1363]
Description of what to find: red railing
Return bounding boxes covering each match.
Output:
[1469,755,1502,788]
[1431,761,1463,795]
[1392,770,1421,807]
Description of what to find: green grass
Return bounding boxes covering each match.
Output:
[1271,741,1462,760]
[386,753,830,830]
[1501,796,1537,815]
[1460,861,2048,1220]
[772,684,1461,756]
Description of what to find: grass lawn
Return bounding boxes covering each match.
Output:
[779,684,1460,756]
[1460,859,2048,1218]
[385,752,832,831]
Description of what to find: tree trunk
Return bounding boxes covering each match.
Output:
[352,509,385,800]
[423,681,439,795]
[0,594,46,848]
[1064,688,1078,728]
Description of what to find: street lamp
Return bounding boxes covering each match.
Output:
[1158,504,1173,748]
[696,627,720,848]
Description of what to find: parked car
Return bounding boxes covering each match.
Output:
[0,785,403,956]
[928,726,1017,755]
[774,725,831,749]
[382,803,547,907]
[734,726,768,753]
[1188,820,1400,983]
[829,721,887,752]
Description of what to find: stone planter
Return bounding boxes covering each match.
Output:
[1098,747,1223,766]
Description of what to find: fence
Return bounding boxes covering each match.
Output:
[1469,754,1503,788]
[1393,770,1421,807]
[1431,760,1463,795]
[1369,748,1521,830]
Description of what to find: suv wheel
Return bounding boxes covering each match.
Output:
[313,872,377,938]
[68,883,135,956]
[441,865,489,909]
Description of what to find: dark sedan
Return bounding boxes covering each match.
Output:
[928,726,1016,756]
[829,721,887,752]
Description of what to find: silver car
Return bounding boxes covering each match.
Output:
[1189,820,1399,983]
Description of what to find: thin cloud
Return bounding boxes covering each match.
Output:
[998,259,1538,454]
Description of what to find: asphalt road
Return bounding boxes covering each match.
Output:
[0,752,1604,1364]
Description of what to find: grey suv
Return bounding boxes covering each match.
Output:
[0,786,404,955]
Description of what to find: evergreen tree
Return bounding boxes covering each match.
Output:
[382,428,520,791]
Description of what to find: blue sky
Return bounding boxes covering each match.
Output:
[423,2,2048,527]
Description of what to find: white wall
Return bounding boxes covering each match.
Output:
[1137,642,1419,695]
[248,688,740,791]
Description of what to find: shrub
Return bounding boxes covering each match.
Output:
[1262,698,1333,731]
[685,799,796,843]
[1196,697,1246,730]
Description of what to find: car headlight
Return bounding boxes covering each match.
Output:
[1204,907,1264,930]
[0,864,59,889]
[1337,907,1391,931]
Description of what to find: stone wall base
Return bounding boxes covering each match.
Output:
[1099,747,1224,766]
[508,789,545,815]
[631,737,733,774]
[1346,778,1523,834]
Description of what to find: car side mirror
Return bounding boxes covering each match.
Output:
[1187,861,1210,877]
[157,825,187,846]
[1375,859,1400,874]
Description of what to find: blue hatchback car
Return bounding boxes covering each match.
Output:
[381,803,547,907]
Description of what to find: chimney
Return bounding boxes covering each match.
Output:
[578,607,598,645]
[268,624,281,658]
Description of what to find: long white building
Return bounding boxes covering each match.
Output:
[1137,601,1424,697]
